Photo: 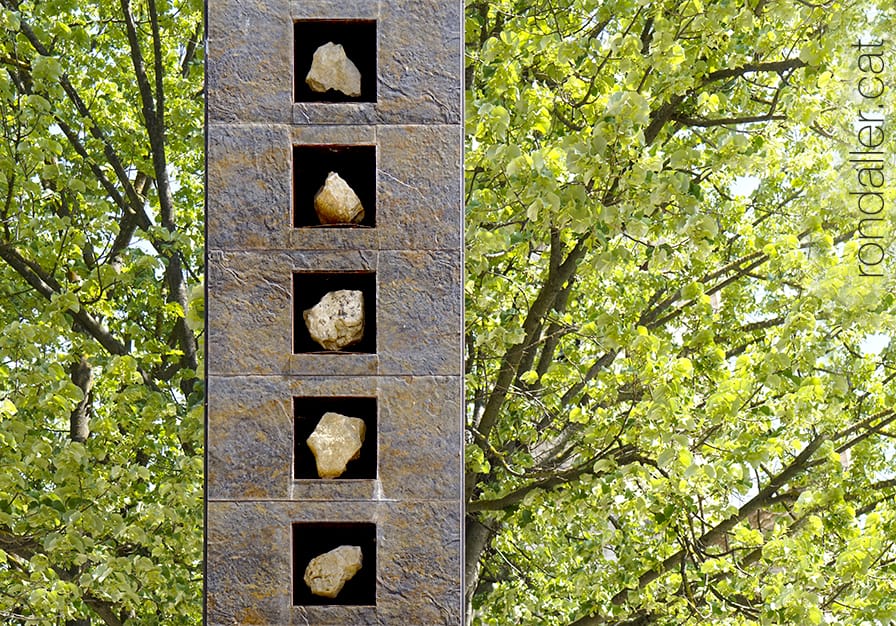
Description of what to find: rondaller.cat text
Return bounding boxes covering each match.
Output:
[851,39,888,278]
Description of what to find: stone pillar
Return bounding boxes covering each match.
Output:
[206,0,463,624]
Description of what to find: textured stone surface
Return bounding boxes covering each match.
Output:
[206,376,293,499]
[207,0,292,123]
[207,375,461,501]
[290,0,376,18]
[207,501,462,625]
[377,250,462,375]
[207,123,291,250]
[378,376,462,499]
[210,0,460,125]
[314,172,365,225]
[209,125,460,251]
[375,0,461,123]
[376,125,462,250]
[304,545,363,598]
[306,42,362,97]
[291,1,461,126]
[207,250,460,376]
[307,412,366,478]
[303,289,365,351]
[208,123,380,251]
[207,249,374,375]
[206,502,290,625]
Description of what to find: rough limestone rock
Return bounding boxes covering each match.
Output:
[306,412,366,478]
[314,172,365,225]
[305,42,362,97]
[303,290,365,351]
[304,545,363,598]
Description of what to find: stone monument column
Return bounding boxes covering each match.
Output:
[205,0,463,623]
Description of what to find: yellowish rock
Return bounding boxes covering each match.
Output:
[305,42,362,97]
[306,412,366,478]
[304,545,363,598]
[303,290,365,351]
[314,172,365,225]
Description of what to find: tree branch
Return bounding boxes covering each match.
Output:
[120,0,198,374]
[672,113,786,127]
[703,59,807,84]
[0,241,129,356]
[0,530,124,626]
[609,433,826,606]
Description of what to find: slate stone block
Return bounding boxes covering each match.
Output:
[207,375,462,502]
[207,0,292,123]
[208,124,460,252]
[377,250,462,376]
[207,501,462,625]
[207,250,461,376]
[290,1,461,125]
[207,123,292,251]
[206,249,377,377]
[375,0,462,125]
[209,0,460,125]
[290,0,377,19]
[375,126,462,251]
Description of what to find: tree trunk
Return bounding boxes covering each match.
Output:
[68,356,93,625]
[465,515,493,625]
[69,356,93,443]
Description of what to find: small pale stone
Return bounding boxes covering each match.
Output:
[314,172,365,225]
[306,412,366,478]
[305,42,362,97]
[303,290,365,351]
[304,545,363,598]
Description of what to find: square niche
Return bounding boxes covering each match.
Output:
[293,272,376,354]
[295,20,377,103]
[294,145,376,228]
[293,522,377,606]
[294,396,377,480]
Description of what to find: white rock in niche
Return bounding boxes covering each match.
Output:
[304,545,363,598]
[314,172,365,225]
[306,412,366,478]
[305,42,362,97]
[303,289,365,351]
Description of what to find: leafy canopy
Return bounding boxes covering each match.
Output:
[465,1,896,624]
[0,0,203,623]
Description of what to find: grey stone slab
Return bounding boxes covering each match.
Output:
[375,0,462,125]
[292,103,377,126]
[291,125,378,145]
[288,353,380,377]
[207,375,462,502]
[290,1,461,125]
[210,0,459,125]
[206,501,291,625]
[208,124,460,252]
[207,249,376,376]
[207,376,295,500]
[207,124,292,251]
[377,376,462,500]
[207,0,292,124]
[290,0,377,19]
[376,125,462,250]
[207,250,461,376]
[377,250,462,376]
[207,501,462,625]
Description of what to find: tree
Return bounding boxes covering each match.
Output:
[465,1,896,624]
[0,0,203,622]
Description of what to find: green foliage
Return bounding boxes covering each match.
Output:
[466,1,896,624]
[0,0,203,622]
